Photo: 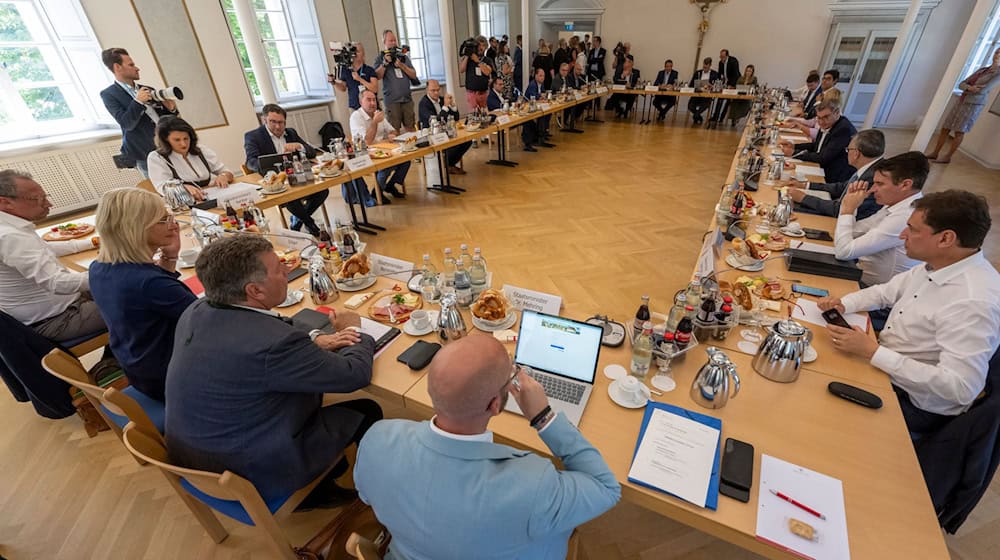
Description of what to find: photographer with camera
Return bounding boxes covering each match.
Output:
[373,30,418,132]
[330,42,378,111]
[459,36,494,110]
[611,41,633,79]
[100,48,179,178]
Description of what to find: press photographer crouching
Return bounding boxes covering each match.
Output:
[100,47,181,178]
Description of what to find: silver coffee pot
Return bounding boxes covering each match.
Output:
[161,179,196,212]
[437,292,467,345]
[752,319,812,383]
[770,190,793,227]
[690,347,740,410]
[308,255,339,305]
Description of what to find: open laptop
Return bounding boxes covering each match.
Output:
[257,153,292,175]
[504,310,604,426]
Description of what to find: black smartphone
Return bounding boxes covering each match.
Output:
[396,340,441,371]
[822,308,853,329]
[720,438,754,503]
[802,227,833,242]
[287,267,308,282]
[791,284,830,297]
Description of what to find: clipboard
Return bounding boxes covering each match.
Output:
[627,401,722,510]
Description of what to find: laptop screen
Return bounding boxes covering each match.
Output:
[514,310,603,383]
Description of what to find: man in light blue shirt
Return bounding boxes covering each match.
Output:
[355,335,621,560]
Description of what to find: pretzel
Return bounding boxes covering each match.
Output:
[471,288,508,321]
[337,253,370,280]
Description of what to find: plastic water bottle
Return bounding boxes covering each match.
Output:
[420,254,439,303]
[459,243,472,264]
[630,321,654,379]
[454,258,472,307]
[442,248,456,287]
[469,255,487,298]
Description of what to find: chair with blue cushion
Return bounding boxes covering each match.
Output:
[121,423,340,559]
[40,348,164,450]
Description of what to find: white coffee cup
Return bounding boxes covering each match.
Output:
[410,310,430,331]
[784,221,803,234]
[179,248,199,266]
[618,375,646,405]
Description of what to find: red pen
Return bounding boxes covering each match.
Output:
[770,489,826,520]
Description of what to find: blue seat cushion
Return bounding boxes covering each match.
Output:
[98,385,165,433]
[179,478,292,525]
[62,330,108,350]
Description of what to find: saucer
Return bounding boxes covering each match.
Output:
[780,228,805,238]
[403,311,438,336]
[335,276,377,292]
[650,373,677,392]
[276,290,303,308]
[260,185,289,195]
[737,340,760,355]
[803,345,818,363]
[609,379,651,409]
[725,254,765,272]
[603,364,627,381]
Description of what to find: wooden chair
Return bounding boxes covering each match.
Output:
[121,424,338,560]
[137,178,156,194]
[345,532,382,559]
[66,331,109,358]
[41,349,165,450]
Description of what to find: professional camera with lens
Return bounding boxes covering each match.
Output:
[612,42,625,58]
[328,41,357,69]
[381,45,409,64]
[459,37,479,58]
[147,86,184,102]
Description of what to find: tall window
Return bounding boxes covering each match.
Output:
[393,0,445,81]
[0,0,109,144]
[478,1,508,40]
[956,2,1000,89]
[222,0,329,102]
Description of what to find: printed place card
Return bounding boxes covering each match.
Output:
[346,155,373,172]
[502,284,561,315]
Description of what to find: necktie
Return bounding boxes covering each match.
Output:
[816,129,828,152]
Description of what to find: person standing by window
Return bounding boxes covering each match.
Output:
[373,30,418,132]
[925,48,1000,164]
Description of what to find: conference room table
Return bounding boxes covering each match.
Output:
[44,102,948,559]
[608,86,755,124]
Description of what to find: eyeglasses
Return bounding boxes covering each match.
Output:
[266,119,286,126]
[154,214,176,225]
[816,112,836,121]
[1,194,50,203]
[845,147,859,154]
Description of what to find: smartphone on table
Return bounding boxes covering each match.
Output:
[791,284,829,297]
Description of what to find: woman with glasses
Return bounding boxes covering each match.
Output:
[147,116,234,201]
[88,188,197,401]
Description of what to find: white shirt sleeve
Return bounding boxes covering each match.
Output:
[871,299,999,412]
[841,267,910,313]
[833,211,904,261]
[146,151,172,195]
[349,110,367,138]
[0,230,87,294]
[46,238,96,257]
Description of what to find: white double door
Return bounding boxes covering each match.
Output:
[822,24,899,123]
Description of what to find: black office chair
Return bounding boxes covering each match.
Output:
[913,347,1000,533]
[0,309,78,418]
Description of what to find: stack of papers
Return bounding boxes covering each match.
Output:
[792,299,869,332]
[628,402,722,510]
[755,455,850,560]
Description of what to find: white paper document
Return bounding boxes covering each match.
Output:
[627,408,720,508]
[756,454,850,560]
[360,317,399,359]
[792,298,869,332]
[794,241,836,255]
[781,134,811,144]
[803,189,832,201]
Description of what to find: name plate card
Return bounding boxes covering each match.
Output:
[369,253,415,282]
[611,84,626,91]
[539,103,552,111]
[574,91,584,100]
[496,114,512,125]
[680,87,696,93]
[597,86,609,94]
[212,183,260,207]
[723,88,739,95]
[502,284,562,315]
[645,85,660,92]
[346,155,373,172]
[430,132,450,146]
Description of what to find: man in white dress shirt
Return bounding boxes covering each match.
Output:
[0,170,105,342]
[349,90,409,202]
[820,190,1000,434]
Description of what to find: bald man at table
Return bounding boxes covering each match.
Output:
[355,335,620,560]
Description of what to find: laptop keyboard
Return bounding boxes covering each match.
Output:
[525,369,586,405]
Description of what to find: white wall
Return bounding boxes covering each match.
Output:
[530,0,832,89]
[882,0,976,128]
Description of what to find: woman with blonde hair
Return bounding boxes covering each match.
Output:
[88,187,196,401]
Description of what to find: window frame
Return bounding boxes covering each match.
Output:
[955,2,1000,91]
[393,0,445,82]
[478,0,508,41]
[0,0,110,145]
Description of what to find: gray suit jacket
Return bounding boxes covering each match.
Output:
[797,158,882,220]
[165,300,374,500]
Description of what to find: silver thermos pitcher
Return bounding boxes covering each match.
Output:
[437,292,467,345]
[308,255,339,305]
[752,319,812,383]
[690,347,741,410]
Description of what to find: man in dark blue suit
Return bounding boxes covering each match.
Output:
[687,57,719,125]
[524,68,555,150]
[780,100,858,183]
[166,235,382,509]
[652,59,679,121]
[419,80,471,175]
[486,76,506,111]
[100,48,178,178]
[710,48,740,124]
[786,129,885,220]
[244,104,329,236]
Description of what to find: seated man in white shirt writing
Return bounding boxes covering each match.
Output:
[0,170,105,342]
[819,190,1000,435]
[349,89,410,203]
[832,151,927,330]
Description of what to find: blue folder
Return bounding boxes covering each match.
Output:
[627,401,722,510]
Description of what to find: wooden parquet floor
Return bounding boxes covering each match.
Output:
[2,116,999,559]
